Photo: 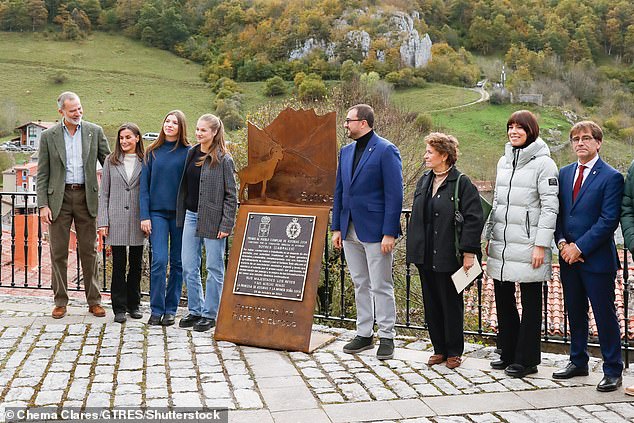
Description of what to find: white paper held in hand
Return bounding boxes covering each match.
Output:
[451,260,482,293]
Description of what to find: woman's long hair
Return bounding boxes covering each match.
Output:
[110,122,144,165]
[196,114,229,167]
[145,110,190,159]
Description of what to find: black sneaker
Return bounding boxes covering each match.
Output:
[179,314,202,328]
[342,336,374,354]
[128,309,143,319]
[193,317,216,332]
[376,338,394,360]
[147,315,162,326]
[114,312,127,323]
[161,314,176,326]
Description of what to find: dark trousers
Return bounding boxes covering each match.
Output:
[418,266,464,357]
[49,188,100,307]
[110,245,143,314]
[560,265,623,377]
[494,280,542,367]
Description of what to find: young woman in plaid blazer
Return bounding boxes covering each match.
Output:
[176,114,237,332]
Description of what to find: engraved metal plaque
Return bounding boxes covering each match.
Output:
[233,213,315,301]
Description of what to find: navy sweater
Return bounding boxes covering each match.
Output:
[140,141,190,220]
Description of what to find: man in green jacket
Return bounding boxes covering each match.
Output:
[37,91,110,319]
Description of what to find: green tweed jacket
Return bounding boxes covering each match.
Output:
[36,120,110,220]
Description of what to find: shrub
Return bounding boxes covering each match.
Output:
[489,88,511,105]
[50,72,68,85]
[414,113,433,133]
[263,76,287,97]
[215,88,242,101]
[298,78,327,101]
[385,69,427,89]
[293,72,306,89]
[215,99,244,130]
[340,60,360,82]
[211,77,240,94]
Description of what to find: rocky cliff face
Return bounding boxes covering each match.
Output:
[288,9,432,68]
[393,11,432,67]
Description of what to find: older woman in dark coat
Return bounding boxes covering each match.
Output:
[406,133,484,369]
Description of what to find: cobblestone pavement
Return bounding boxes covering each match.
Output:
[0,294,633,422]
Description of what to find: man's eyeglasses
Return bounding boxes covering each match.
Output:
[344,118,364,124]
[571,135,595,144]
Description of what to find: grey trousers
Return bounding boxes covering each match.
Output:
[49,188,101,307]
[343,223,396,339]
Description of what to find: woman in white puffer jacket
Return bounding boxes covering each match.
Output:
[485,110,559,378]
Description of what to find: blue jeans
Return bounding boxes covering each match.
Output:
[149,211,183,316]
[181,210,226,319]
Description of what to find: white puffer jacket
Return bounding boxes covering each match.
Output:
[485,137,559,282]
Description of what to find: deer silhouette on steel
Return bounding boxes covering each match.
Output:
[237,144,284,202]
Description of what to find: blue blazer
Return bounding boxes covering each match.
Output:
[332,132,403,243]
[555,157,624,273]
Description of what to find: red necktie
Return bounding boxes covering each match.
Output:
[573,164,585,201]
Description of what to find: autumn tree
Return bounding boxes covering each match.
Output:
[27,0,48,31]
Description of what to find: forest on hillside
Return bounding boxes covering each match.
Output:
[4,0,634,77]
[2,0,634,137]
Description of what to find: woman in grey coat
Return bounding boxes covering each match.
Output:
[98,123,146,323]
[176,114,237,332]
[485,110,559,378]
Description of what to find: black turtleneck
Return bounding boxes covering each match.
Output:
[352,130,374,174]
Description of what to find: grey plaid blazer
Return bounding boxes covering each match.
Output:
[97,154,146,246]
[176,145,237,238]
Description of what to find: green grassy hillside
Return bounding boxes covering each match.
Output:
[2,31,632,182]
[392,85,481,112]
[0,32,212,138]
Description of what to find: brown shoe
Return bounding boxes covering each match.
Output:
[446,356,462,369]
[427,354,445,366]
[625,385,634,396]
[88,304,106,317]
[52,306,67,319]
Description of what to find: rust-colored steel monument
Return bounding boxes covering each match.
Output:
[214,108,336,352]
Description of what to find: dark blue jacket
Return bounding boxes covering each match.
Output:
[555,157,623,273]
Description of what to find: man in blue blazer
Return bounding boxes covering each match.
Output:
[332,104,403,360]
[553,121,624,392]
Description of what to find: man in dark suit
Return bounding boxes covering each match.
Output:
[553,121,624,392]
[37,92,110,319]
[332,104,403,360]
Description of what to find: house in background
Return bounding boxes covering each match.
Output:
[1,162,40,269]
[14,121,56,149]
[2,161,38,210]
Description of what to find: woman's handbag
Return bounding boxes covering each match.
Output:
[454,173,491,259]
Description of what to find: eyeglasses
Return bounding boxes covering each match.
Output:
[571,135,595,144]
[344,118,364,124]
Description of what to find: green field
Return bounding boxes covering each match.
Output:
[0,32,212,138]
[392,84,481,112]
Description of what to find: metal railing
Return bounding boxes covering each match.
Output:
[1,192,632,366]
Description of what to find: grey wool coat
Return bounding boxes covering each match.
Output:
[97,155,146,246]
[176,145,238,238]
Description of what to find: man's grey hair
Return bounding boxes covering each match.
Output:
[57,91,80,110]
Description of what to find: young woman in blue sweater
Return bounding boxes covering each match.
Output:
[140,110,190,326]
